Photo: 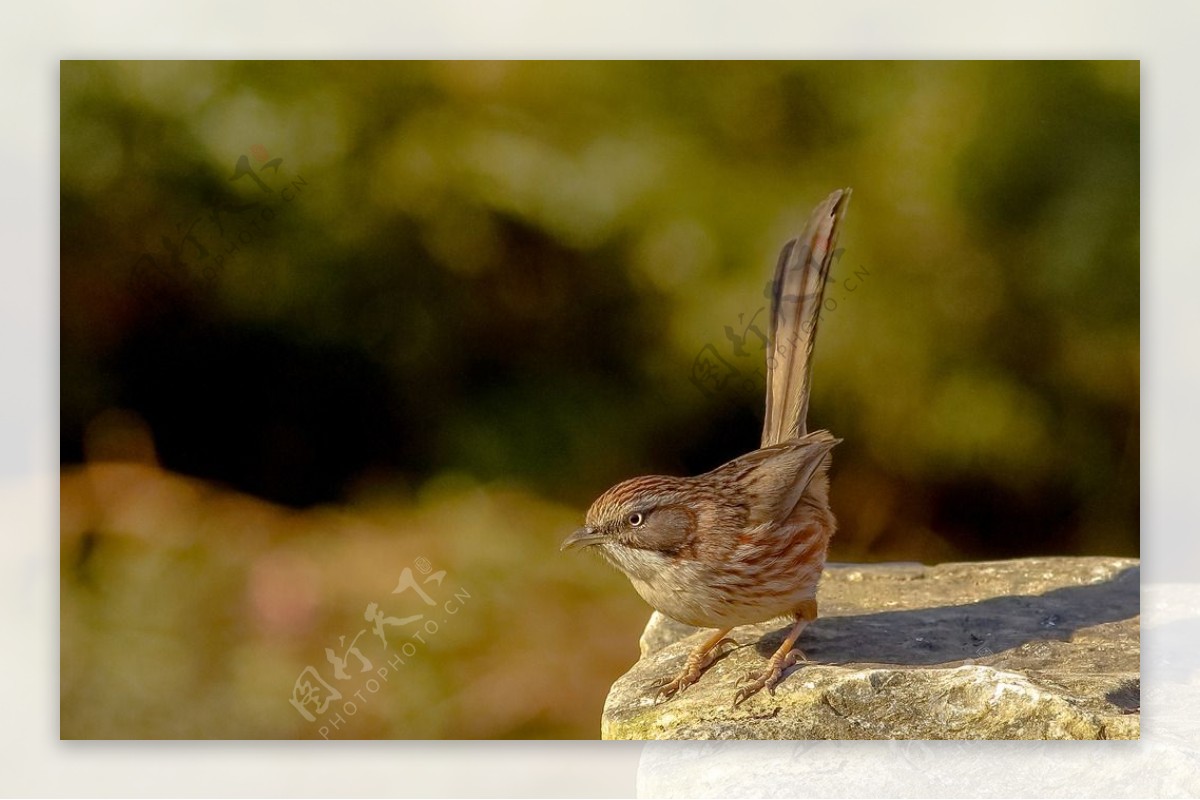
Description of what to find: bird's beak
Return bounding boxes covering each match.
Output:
[560,526,606,552]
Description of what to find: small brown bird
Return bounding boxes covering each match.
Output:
[562,189,850,705]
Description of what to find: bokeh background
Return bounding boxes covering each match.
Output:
[60,60,1139,739]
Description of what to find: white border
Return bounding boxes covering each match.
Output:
[5,1,1197,797]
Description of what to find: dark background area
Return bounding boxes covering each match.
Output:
[60,61,1139,738]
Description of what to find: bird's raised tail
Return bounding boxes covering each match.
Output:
[761,188,851,448]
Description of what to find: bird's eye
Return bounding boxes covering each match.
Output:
[628,512,645,527]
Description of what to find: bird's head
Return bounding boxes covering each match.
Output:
[560,474,699,579]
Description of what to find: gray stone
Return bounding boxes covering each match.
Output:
[603,556,1139,740]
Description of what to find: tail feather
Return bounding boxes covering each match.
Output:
[761,188,851,448]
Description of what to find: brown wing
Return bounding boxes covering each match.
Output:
[711,431,840,529]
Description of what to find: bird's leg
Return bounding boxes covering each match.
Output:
[655,627,736,702]
[733,599,817,706]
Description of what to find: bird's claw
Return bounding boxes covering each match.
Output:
[653,637,738,703]
[732,648,807,707]
[653,674,694,702]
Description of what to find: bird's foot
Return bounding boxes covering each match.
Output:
[732,648,807,707]
[654,637,737,702]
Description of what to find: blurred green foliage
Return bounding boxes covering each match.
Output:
[60,61,1138,738]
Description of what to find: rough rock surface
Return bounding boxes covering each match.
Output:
[602,557,1139,740]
